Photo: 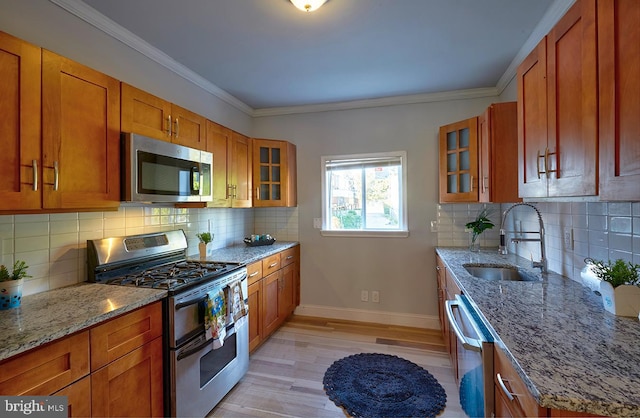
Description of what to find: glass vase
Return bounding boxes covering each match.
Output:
[469,233,480,252]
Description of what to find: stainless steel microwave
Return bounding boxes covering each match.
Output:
[121,133,212,203]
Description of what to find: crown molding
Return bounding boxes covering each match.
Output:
[253,87,500,117]
[496,0,576,94]
[48,0,572,118]
[48,0,254,116]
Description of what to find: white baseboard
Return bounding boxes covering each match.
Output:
[294,304,440,330]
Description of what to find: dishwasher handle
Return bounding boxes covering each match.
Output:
[445,297,482,352]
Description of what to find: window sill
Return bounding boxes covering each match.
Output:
[320,229,409,238]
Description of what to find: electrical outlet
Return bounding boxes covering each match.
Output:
[564,228,573,250]
[360,290,369,302]
[371,291,379,303]
[313,218,322,229]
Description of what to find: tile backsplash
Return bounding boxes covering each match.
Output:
[0,205,298,296]
[437,201,640,283]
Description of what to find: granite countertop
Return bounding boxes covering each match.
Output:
[436,247,640,417]
[191,241,299,265]
[0,283,166,362]
[0,242,298,363]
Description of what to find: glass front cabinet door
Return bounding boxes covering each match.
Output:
[438,117,479,203]
[252,139,297,207]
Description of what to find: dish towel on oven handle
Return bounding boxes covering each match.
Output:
[228,280,248,329]
[204,289,226,349]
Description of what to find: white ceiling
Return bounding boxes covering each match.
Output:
[76,0,560,113]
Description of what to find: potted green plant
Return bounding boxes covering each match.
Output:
[465,208,494,252]
[0,260,31,310]
[196,232,213,259]
[586,258,640,317]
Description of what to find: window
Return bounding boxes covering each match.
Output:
[321,151,408,237]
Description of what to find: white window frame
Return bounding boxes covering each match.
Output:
[321,151,408,237]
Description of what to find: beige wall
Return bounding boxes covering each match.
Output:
[253,98,498,327]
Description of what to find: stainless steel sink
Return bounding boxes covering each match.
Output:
[463,264,541,282]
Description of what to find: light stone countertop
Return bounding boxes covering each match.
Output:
[191,241,299,265]
[0,283,166,362]
[0,242,298,363]
[436,247,640,417]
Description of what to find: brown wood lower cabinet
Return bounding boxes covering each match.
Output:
[248,245,300,353]
[494,346,603,418]
[53,376,91,418]
[0,301,163,418]
[91,337,163,417]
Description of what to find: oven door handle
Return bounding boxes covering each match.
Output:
[175,295,207,310]
[177,338,211,361]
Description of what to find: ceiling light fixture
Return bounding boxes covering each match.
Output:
[290,0,328,12]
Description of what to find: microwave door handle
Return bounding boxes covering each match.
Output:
[191,166,201,194]
[445,299,482,351]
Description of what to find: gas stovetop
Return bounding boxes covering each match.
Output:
[87,230,240,293]
[103,260,240,290]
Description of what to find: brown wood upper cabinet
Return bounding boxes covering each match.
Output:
[0,33,121,213]
[598,0,640,201]
[438,103,519,203]
[206,120,253,207]
[0,31,41,211]
[121,83,205,150]
[43,51,121,211]
[478,102,520,203]
[252,139,297,207]
[439,117,478,203]
[518,0,598,198]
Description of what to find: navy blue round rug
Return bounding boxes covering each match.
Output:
[323,353,447,418]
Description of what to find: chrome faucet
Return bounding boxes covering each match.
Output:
[498,203,547,273]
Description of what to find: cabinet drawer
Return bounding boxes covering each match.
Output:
[90,301,163,370]
[262,253,281,276]
[494,347,544,417]
[0,331,89,396]
[280,247,298,267]
[247,260,263,285]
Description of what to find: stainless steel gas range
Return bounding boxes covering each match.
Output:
[87,230,249,418]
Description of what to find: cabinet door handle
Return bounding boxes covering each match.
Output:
[268,262,278,268]
[174,117,180,138]
[286,255,293,260]
[166,115,172,136]
[53,161,59,191]
[436,266,441,271]
[496,373,516,401]
[544,148,557,178]
[482,176,488,193]
[536,149,546,179]
[233,184,237,198]
[32,160,38,191]
[470,175,475,191]
[255,187,260,200]
[249,271,259,278]
[226,184,232,199]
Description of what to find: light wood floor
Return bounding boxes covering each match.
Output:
[208,316,464,417]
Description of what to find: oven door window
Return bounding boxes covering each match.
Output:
[138,150,200,196]
[200,331,237,387]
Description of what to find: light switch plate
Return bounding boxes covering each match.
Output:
[564,228,573,250]
[313,218,322,229]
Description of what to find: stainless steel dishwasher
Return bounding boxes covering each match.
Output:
[446,294,494,418]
